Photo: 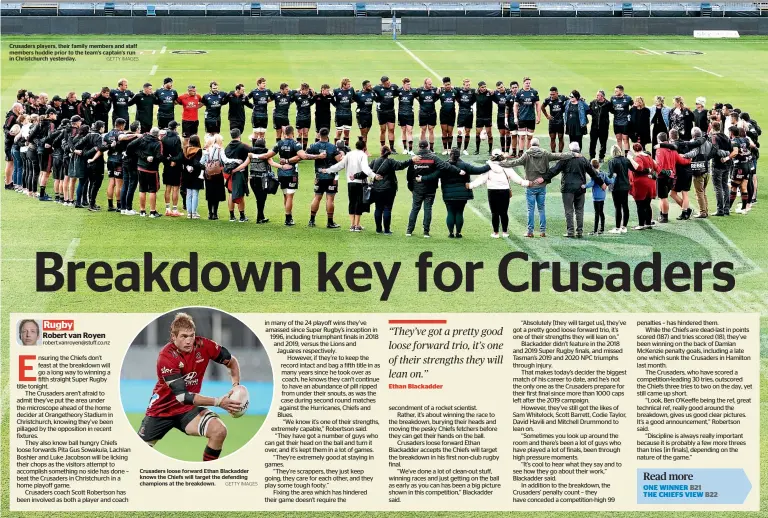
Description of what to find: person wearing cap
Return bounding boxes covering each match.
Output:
[472,81,494,156]
[177,84,204,147]
[373,76,399,152]
[129,83,156,133]
[492,82,512,155]
[541,141,605,238]
[155,77,178,129]
[49,95,64,127]
[93,87,112,127]
[437,77,457,156]
[161,120,184,216]
[110,79,133,128]
[405,139,454,238]
[103,118,126,211]
[541,86,567,153]
[77,92,95,126]
[305,127,344,228]
[513,77,540,153]
[693,97,708,134]
[226,83,253,136]
[416,147,490,238]
[202,81,228,136]
[127,126,164,218]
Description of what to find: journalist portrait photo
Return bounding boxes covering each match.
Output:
[17,319,41,346]
[120,307,273,462]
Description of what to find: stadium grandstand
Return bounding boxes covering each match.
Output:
[3,1,768,18]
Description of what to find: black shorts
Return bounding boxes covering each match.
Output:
[377,111,396,125]
[657,175,673,199]
[138,170,160,193]
[457,112,473,129]
[507,121,519,133]
[398,114,414,127]
[419,112,437,128]
[273,116,289,130]
[205,119,221,134]
[295,117,311,130]
[613,123,628,135]
[549,122,565,135]
[732,164,749,184]
[672,171,692,193]
[157,116,173,130]
[497,118,509,131]
[52,155,65,180]
[440,110,456,127]
[279,175,299,191]
[252,115,268,130]
[39,149,54,172]
[335,113,353,129]
[518,119,536,132]
[162,167,182,186]
[230,120,245,134]
[138,407,207,442]
[476,117,492,129]
[357,112,373,130]
[4,140,12,162]
[182,120,199,139]
[315,118,331,133]
[314,177,338,195]
[107,159,123,178]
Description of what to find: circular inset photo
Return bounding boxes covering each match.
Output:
[120,308,273,462]
[17,319,42,346]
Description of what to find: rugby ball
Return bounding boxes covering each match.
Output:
[228,385,249,418]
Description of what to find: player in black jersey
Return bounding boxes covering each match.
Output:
[354,80,375,147]
[333,78,355,146]
[202,81,228,136]
[455,78,475,155]
[492,82,511,154]
[506,81,521,156]
[398,78,416,154]
[313,84,334,141]
[541,86,567,153]
[438,77,456,156]
[155,78,178,130]
[293,83,315,150]
[474,81,494,155]
[110,78,134,129]
[373,76,399,152]
[247,78,273,132]
[416,78,439,152]
[272,83,294,143]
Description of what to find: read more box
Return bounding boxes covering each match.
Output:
[42,320,74,332]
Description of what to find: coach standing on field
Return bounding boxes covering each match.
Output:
[177,85,203,147]
[226,84,252,135]
[588,90,610,162]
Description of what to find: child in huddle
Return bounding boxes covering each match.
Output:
[586,158,614,235]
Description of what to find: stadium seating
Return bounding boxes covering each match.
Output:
[1,1,764,17]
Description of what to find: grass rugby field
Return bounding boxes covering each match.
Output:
[2,35,768,517]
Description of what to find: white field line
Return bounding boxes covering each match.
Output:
[394,41,441,79]
[63,238,80,262]
[638,46,662,56]
[693,66,724,78]
[149,65,158,76]
[160,46,167,54]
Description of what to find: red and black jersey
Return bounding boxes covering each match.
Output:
[145,336,224,418]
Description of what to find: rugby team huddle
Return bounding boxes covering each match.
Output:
[2,75,760,238]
